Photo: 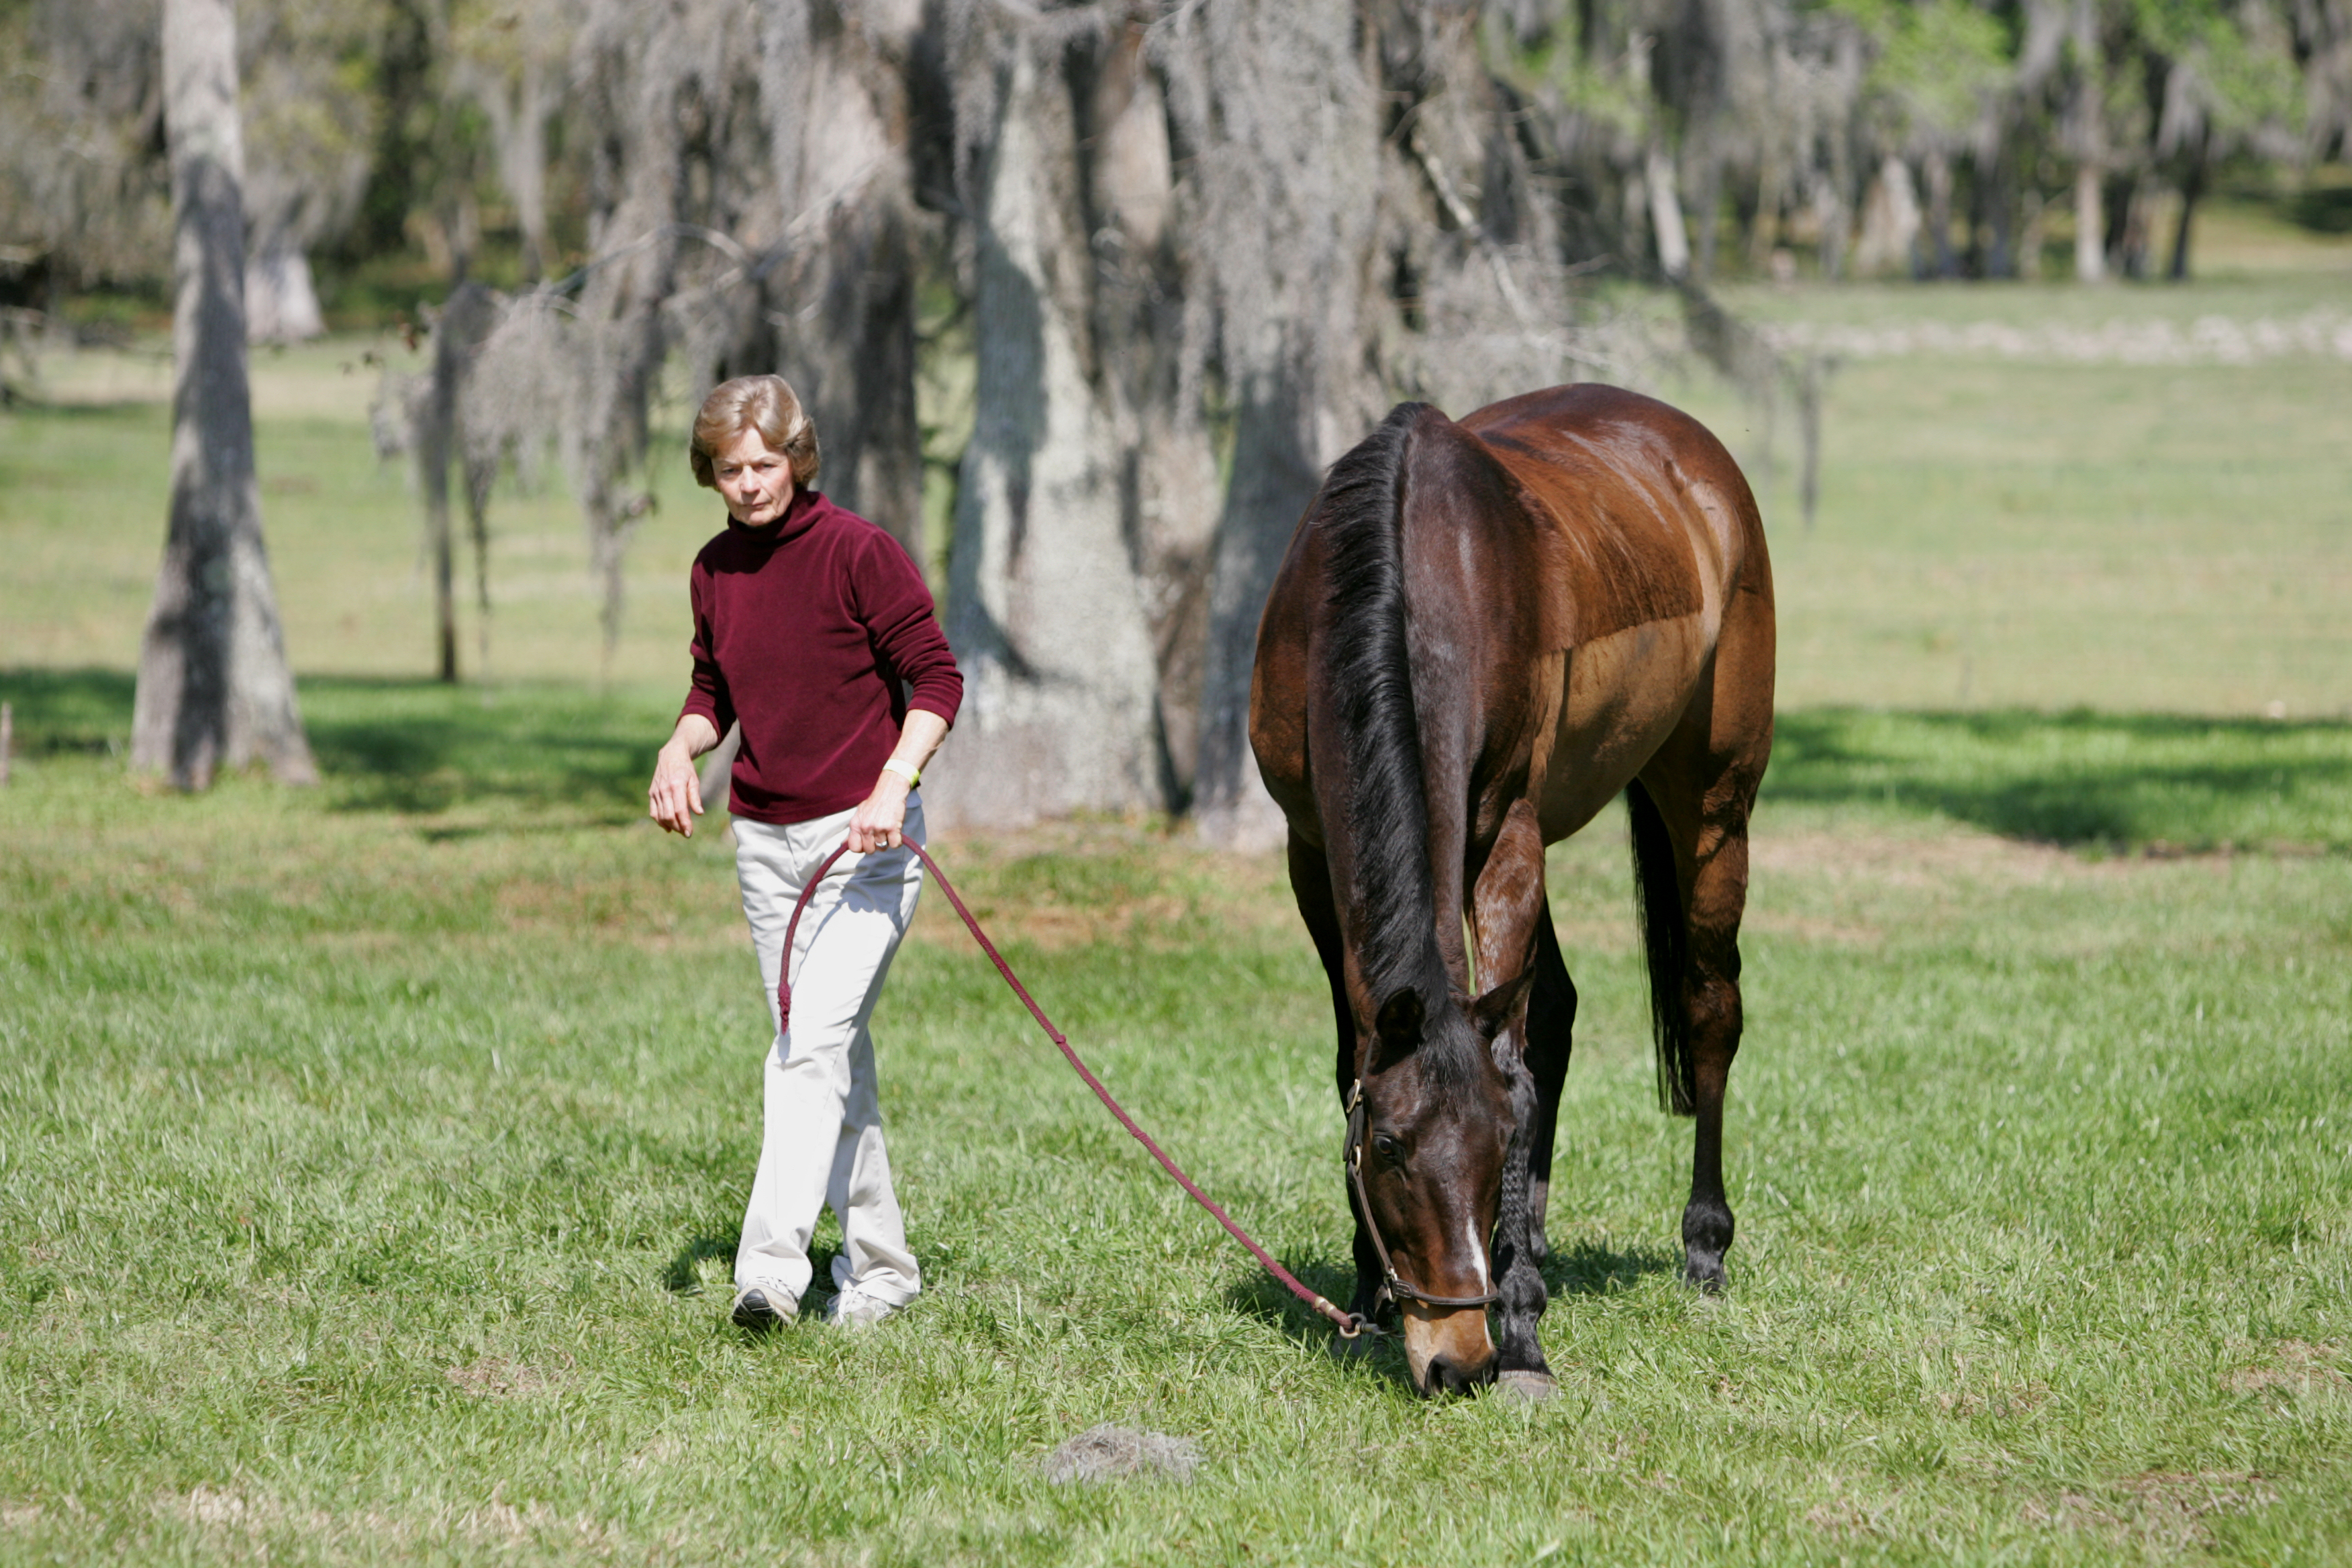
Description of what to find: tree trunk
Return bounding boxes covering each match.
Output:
[501,57,553,282]
[416,282,498,683]
[756,1,927,559]
[1853,155,1921,277]
[469,49,555,284]
[1647,143,1692,279]
[1192,371,1325,850]
[930,16,1164,830]
[2169,156,2203,281]
[2074,162,2105,282]
[1689,134,1723,282]
[1178,0,1387,851]
[1085,20,1220,804]
[131,0,315,789]
[244,244,325,342]
[1924,149,1957,278]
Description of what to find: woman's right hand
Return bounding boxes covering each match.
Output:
[649,740,705,837]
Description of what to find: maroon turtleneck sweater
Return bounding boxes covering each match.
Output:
[679,489,962,826]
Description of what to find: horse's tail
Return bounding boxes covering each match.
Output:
[1626,777,1695,1116]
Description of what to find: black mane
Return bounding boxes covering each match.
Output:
[1314,403,1460,1056]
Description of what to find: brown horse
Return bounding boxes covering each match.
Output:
[1249,384,1775,1397]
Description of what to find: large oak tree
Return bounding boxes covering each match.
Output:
[130,0,315,789]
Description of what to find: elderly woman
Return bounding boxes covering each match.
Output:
[647,375,960,1331]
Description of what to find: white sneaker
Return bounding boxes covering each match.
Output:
[822,1285,902,1330]
[730,1283,798,1330]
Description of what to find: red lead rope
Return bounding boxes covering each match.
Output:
[777,838,1371,1340]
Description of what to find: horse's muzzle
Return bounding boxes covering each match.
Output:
[1402,1301,1497,1395]
[1418,1349,1498,1396]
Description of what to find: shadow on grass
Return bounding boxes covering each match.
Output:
[1220,1236,1676,1389]
[300,675,671,817]
[1541,1238,1679,1295]
[0,667,134,753]
[0,668,675,818]
[664,1232,852,1324]
[1224,1254,1414,1385]
[1764,707,2352,850]
[17,673,2339,851]
[660,1234,738,1296]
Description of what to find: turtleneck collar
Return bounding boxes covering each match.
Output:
[726,485,822,547]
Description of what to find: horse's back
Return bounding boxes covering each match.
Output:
[1461,384,1765,648]
[1457,385,1773,841]
[1250,386,1773,849]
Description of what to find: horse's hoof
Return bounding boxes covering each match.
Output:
[1493,1370,1557,1403]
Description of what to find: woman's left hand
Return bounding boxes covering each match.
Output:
[845,773,910,854]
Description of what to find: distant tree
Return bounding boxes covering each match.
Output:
[2137,0,2306,279]
[130,0,315,788]
[0,0,384,338]
[238,0,387,338]
[0,0,173,299]
[448,0,572,283]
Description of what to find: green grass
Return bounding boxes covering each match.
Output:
[1667,348,2352,719]
[0,337,720,686]
[1768,709,2352,853]
[2,683,2348,1565]
[5,280,2351,1563]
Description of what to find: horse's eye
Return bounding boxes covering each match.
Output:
[1372,1134,1404,1165]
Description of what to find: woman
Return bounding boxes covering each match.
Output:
[647,375,961,1332]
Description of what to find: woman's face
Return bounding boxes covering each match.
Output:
[712,426,795,527]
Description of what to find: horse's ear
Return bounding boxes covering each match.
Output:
[1371,988,1426,1069]
[1467,967,1536,1040]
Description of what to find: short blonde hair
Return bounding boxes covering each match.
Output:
[689,375,822,490]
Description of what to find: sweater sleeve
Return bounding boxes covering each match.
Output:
[679,557,736,736]
[855,533,963,726]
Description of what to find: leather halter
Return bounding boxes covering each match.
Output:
[1344,1082,1504,1312]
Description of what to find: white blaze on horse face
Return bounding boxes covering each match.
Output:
[1464,1213,1492,1293]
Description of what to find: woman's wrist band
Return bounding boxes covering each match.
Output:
[881,758,921,787]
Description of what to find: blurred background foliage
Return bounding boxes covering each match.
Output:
[3,0,2345,332]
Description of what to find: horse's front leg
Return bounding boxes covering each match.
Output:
[1473,801,1555,1388]
[1285,832,1387,1327]
[1522,914,1576,1261]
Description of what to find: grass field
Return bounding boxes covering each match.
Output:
[3,272,2350,1565]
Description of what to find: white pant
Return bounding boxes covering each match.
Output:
[731,797,924,1308]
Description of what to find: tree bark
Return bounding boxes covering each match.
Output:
[756,1,928,560]
[2169,154,2204,281]
[416,282,499,683]
[1179,0,1387,851]
[243,244,325,342]
[131,0,315,789]
[1085,19,1220,803]
[929,14,1165,830]
[1647,143,1692,279]
[2074,162,2105,283]
[1923,149,1957,278]
[1192,369,1326,850]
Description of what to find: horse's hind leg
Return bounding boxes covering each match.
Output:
[1632,751,1763,1293]
[1676,805,1751,1293]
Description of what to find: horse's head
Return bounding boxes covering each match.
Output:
[1353,970,1534,1394]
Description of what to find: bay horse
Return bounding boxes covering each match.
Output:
[1249,384,1774,1397]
